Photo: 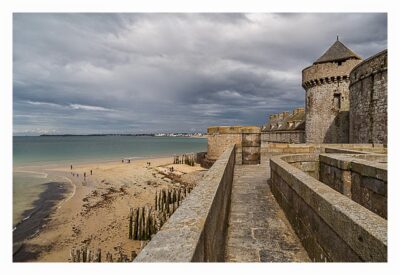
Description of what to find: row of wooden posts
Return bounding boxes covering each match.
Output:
[70,247,137,262]
[70,247,101,262]
[173,154,196,166]
[128,186,192,241]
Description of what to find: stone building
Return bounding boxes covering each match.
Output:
[349,50,387,144]
[261,107,305,143]
[302,39,363,143]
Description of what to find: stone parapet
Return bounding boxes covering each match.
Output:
[349,50,387,86]
[319,153,387,218]
[270,154,387,262]
[135,145,236,262]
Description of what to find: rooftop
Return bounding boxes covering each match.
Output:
[314,39,362,64]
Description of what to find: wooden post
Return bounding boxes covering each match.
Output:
[70,249,75,262]
[172,189,176,212]
[144,207,148,239]
[129,208,133,239]
[141,207,145,239]
[166,189,170,214]
[97,249,102,262]
[82,247,86,262]
[88,249,91,262]
[77,249,81,262]
[137,207,142,240]
[154,192,158,210]
[133,208,138,240]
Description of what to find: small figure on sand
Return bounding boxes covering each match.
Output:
[128,159,131,163]
[84,172,86,178]
[122,159,124,163]
[90,170,93,175]
[70,165,73,170]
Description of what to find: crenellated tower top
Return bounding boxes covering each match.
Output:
[302,39,363,89]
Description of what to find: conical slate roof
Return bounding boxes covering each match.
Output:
[314,40,362,64]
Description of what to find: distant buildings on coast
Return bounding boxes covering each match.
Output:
[39,132,206,137]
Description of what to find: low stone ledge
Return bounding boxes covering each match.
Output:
[320,153,387,182]
[135,145,236,262]
[270,154,387,262]
[351,160,387,180]
[319,154,352,170]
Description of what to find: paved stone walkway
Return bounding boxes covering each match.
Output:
[224,162,310,262]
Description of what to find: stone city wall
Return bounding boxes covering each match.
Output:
[270,154,387,262]
[135,145,236,262]
[319,154,387,219]
[261,131,305,144]
[261,143,385,160]
[349,50,387,144]
[207,126,260,165]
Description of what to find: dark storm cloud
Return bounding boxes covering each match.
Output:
[13,13,387,135]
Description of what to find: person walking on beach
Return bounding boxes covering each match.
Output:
[70,165,73,170]
[84,172,86,178]
[90,170,93,175]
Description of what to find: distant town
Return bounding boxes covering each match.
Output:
[39,132,207,137]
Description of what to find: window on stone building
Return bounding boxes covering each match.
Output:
[333,93,341,110]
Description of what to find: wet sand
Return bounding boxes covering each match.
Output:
[13,181,71,262]
[13,156,207,262]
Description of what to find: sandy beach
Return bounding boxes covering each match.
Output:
[13,156,207,262]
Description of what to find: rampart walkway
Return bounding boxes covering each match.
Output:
[224,161,310,262]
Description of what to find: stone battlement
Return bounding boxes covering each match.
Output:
[302,59,361,89]
[349,49,387,86]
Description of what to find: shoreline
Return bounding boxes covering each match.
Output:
[14,151,206,170]
[13,181,71,262]
[12,154,208,262]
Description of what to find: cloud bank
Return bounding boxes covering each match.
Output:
[13,13,387,135]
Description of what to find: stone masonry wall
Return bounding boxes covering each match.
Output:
[282,154,319,179]
[319,154,387,219]
[207,126,260,165]
[261,131,305,144]
[302,59,362,144]
[349,50,387,144]
[270,154,387,262]
[135,145,236,262]
[304,81,350,143]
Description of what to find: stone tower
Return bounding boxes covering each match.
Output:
[302,39,362,143]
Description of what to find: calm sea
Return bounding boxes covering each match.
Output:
[13,136,207,225]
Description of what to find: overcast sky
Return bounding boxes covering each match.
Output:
[13,13,387,135]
